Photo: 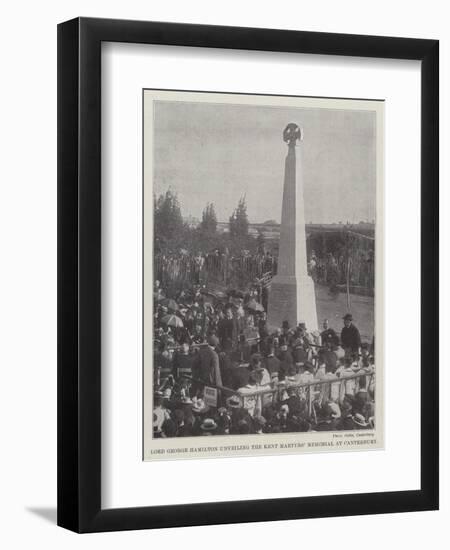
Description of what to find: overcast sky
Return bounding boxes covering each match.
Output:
[152,100,377,224]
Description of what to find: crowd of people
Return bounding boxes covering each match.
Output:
[308,249,375,292]
[154,246,374,301]
[153,278,376,439]
[154,249,277,290]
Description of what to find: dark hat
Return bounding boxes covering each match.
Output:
[207,334,220,347]
[226,395,241,409]
[287,415,311,432]
[200,418,217,431]
[343,313,353,321]
[237,419,250,434]
[282,320,290,329]
[250,353,262,366]
[304,361,315,372]
[161,418,177,437]
[252,415,266,429]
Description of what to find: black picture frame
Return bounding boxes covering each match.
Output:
[57,17,439,533]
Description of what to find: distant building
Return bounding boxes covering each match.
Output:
[217,220,374,239]
[183,215,200,228]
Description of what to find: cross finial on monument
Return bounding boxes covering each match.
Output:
[267,122,318,332]
[283,123,302,147]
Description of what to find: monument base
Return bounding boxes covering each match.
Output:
[267,274,318,332]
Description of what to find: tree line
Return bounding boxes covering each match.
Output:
[153,189,266,255]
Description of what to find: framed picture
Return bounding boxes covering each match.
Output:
[57,17,439,532]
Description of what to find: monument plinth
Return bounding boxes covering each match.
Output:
[267,123,318,331]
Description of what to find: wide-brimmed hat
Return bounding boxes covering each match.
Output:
[353,413,368,427]
[200,418,217,431]
[226,395,241,409]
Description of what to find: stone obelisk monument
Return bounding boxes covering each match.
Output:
[267,123,318,331]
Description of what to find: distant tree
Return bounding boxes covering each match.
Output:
[229,196,249,239]
[200,202,218,234]
[154,189,185,245]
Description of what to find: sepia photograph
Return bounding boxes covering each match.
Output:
[143,90,383,460]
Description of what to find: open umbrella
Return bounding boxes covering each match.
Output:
[160,297,179,311]
[247,299,265,312]
[161,314,184,328]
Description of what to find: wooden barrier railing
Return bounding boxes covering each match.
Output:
[156,369,374,419]
[230,372,375,417]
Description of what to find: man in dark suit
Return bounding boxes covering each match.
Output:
[277,339,294,381]
[320,318,339,348]
[173,341,195,379]
[340,314,361,354]
[195,335,222,386]
[217,307,235,349]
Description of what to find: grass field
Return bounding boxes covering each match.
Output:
[315,284,374,343]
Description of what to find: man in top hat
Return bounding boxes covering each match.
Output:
[280,320,294,345]
[340,313,361,354]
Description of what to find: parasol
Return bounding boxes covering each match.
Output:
[247,299,264,312]
[161,314,184,328]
